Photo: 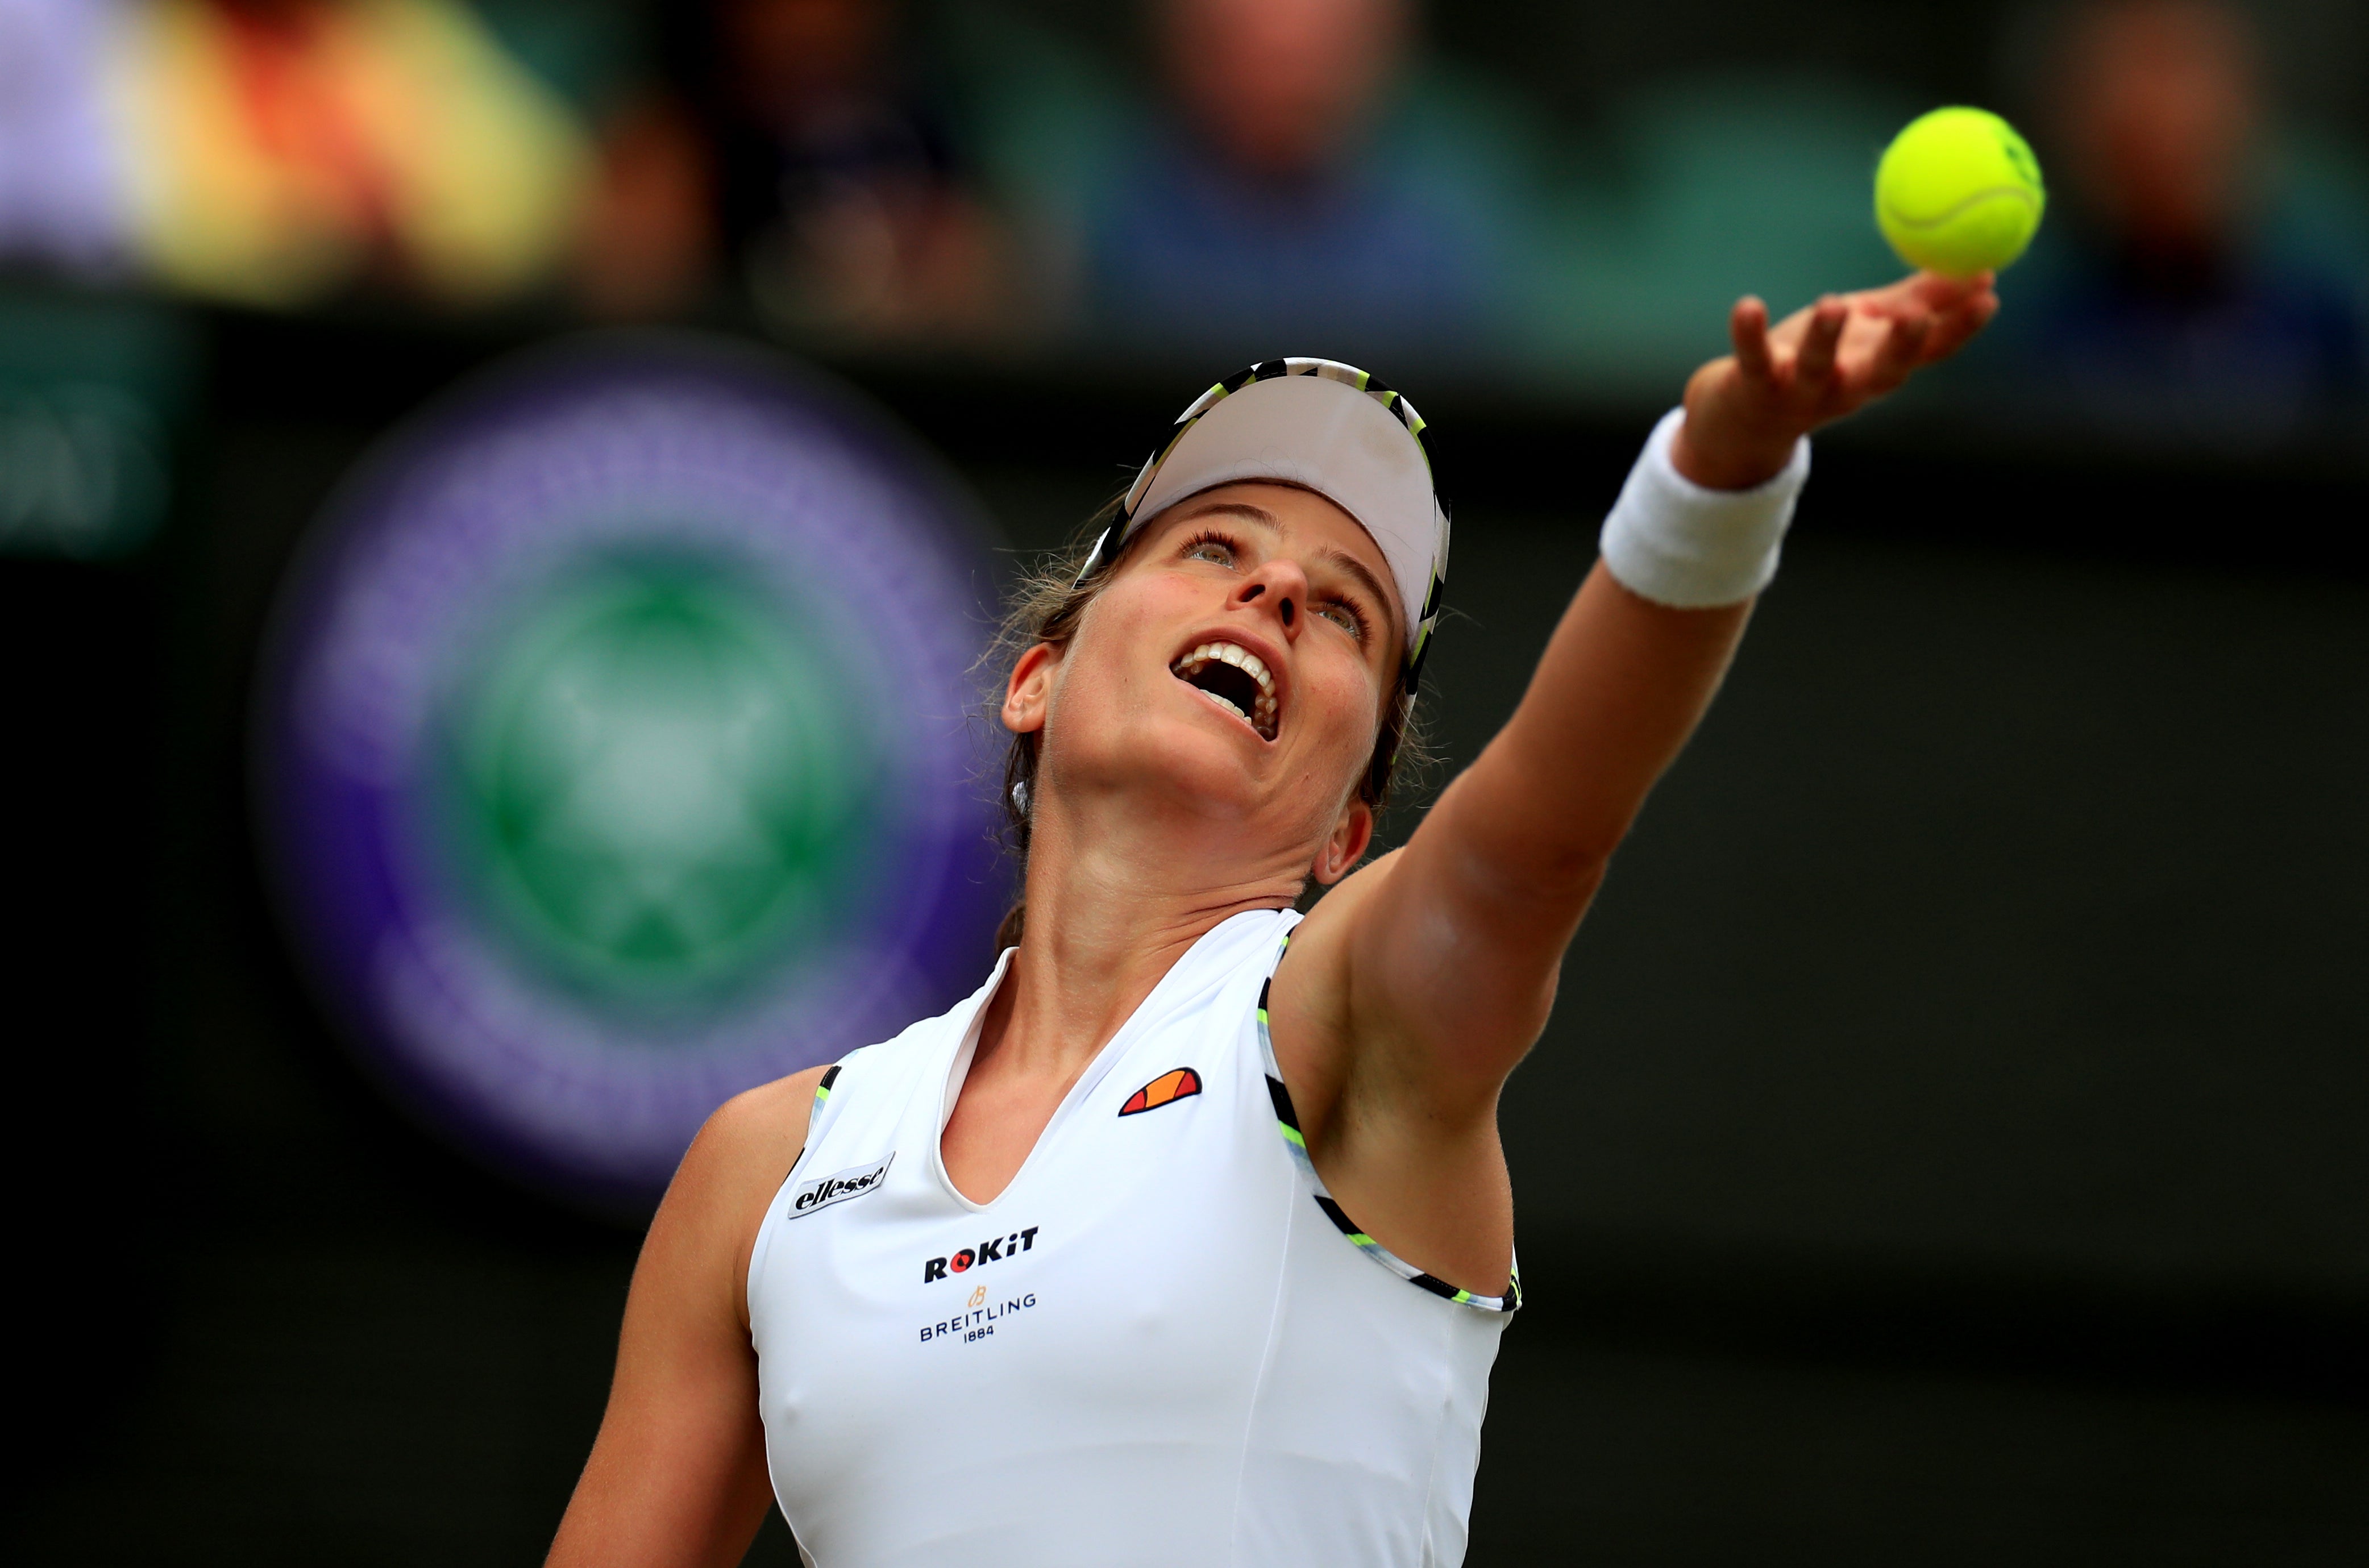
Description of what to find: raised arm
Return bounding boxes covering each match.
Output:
[1368,273,1996,1072]
[1274,274,1996,1283]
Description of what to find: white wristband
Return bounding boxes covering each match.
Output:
[1598,407,1810,608]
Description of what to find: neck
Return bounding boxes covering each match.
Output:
[978,785,1308,1085]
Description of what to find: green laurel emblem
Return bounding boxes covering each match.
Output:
[438,559,879,1005]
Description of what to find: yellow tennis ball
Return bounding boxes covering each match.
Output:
[1875,107,2046,277]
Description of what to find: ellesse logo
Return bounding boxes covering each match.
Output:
[1119,1067,1201,1116]
[785,1153,894,1220]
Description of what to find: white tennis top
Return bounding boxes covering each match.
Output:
[746,908,1516,1567]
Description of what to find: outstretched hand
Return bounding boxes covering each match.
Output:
[1670,271,2000,490]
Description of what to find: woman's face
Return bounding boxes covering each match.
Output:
[1007,481,1404,881]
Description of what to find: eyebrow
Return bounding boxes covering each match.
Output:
[1173,499,1404,650]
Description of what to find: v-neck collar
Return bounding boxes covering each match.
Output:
[927,910,1287,1213]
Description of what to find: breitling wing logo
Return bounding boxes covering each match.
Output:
[1119,1067,1202,1116]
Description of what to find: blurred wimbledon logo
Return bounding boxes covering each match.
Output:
[261,342,1003,1203]
[443,562,872,1005]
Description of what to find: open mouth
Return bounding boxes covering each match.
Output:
[1171,640,1278,741]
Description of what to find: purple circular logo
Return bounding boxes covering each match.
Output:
[256,336,1004,1208]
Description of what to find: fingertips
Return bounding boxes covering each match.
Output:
[1922,290,2001,361]
[1951,286,2002,333]
[1875,313,1931,385]
[1797,296,1846,382]
[1731,296,1775,378]
[1911,269,1989,306]
[1959,291,2004,347]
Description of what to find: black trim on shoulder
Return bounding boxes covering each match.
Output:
[1265,1073,1303,1132]
[1410,1271,1466,1301]
[1317,1165,1522,1312]
[818,1063,841,1091]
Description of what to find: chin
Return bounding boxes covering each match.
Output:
[1054,704,1267,821]
[1137,717,1275,816]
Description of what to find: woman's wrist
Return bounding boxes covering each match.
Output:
[1668,415,1800,492]
[1598,409,1810,609]
[1670,362,1806,490]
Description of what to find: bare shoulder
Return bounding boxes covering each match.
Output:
[690,1064,830,1186]
[652,1064,833,1319]
[555,1073,829,1561]
[680,1065,829,1215]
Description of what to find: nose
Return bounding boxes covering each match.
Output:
[1232,557,1310,642]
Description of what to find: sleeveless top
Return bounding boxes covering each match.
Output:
[746,908,1518,1567]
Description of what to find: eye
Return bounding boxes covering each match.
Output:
[1180,531,1238,568]
[1315,598,1368,641]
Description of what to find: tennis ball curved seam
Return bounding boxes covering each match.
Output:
[1872,106,2046,275]
[1878,185,2044,232]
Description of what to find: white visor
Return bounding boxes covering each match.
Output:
[1076,359,1449,788]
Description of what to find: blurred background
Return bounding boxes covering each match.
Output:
[4,0,2366,1562]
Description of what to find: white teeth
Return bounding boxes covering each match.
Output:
[1170,638,1281,740]
[1169,641,1274,698]
[1196,688,1248,723]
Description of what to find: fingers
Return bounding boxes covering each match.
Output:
[1892,269,1988,313]
[1794,296,1847,390]
[1851,269,1998,366]
[1866,310,1932,392]
[1850,270,1985,331]
[1730,296,1774,382]
[1747,269,2001,429]
[1920,284,2001,363]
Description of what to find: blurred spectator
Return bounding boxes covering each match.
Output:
[1997,0,2368,445]
[579,0,1013,342]
[575,90,717,319]
[1166,0,1400,185]
[1513,70,1912,398]
[0,0,134,278]
[1070,0,1530,365]
[110,0,590,309]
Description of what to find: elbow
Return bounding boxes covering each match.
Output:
[1536,835,1617,896]
[1464,835,1612,912]
[1439,762,1627,906]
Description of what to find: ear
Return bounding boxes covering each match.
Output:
[1310,797,1374,885]
[1001,642,1061,736]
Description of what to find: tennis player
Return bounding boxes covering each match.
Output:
[548,272,1997,1566]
